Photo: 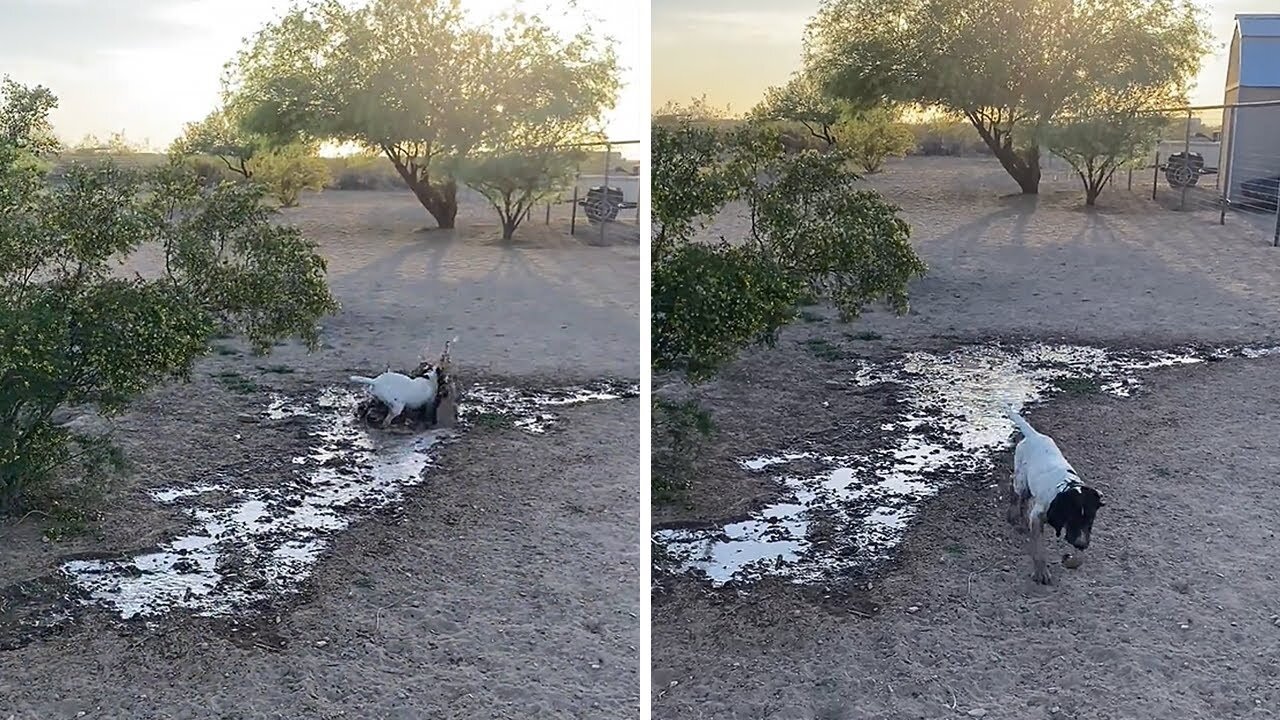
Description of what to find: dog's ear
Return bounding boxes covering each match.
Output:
[1045,491,1079,535]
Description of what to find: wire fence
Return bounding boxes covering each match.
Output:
[1041,99,1280,246]
[521,139,641,245]
[1138,100,1280,245]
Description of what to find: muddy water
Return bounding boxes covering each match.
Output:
[654,343,1273,587]
[47,379,637,624]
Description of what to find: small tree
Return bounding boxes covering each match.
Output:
[170,107,263,179]
[0,81,339,514]
[651,121,925,501]
[751,72,849,147]
[834,109,916,173]
[1044,114,1164,206]
[254,144,331,207]
[458,150,580,241]
[652,121,925,377]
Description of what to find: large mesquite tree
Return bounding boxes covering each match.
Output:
[806,0,1209,194]
[226,0,618,229]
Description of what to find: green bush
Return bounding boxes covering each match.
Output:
[651,398,715,503]
[834,110,916,173]
[649,120,926,504]
[0,80,339,515]
[254,145,331,207]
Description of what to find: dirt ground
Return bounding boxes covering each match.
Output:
[653,156,1280,719]
[0,190,640,719]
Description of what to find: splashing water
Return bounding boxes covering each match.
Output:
[654,343,1272,586]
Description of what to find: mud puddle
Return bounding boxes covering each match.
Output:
[1,379,636,649]
[654,343,1275,587]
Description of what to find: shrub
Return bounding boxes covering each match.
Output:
[651,398,714,503]
[834,110,916,173]
[650,120,926,504]
[254,145,331,207]
[0,81,339,515]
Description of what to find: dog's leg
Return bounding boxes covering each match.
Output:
[1029,516,1054,585]
[382,400,405,428]
[1005,484,1024,528]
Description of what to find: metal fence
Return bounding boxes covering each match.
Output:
[1139,100,1280,245]
[1054,100,1280,246]
[522,139,642,245]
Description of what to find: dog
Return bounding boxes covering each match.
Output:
[350,338,456,428]
[1004,403,1104,585]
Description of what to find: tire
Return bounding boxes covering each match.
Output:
[583,187,623,223]
[1165,164,1198,188]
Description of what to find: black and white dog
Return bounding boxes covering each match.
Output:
[1004,404,1105,585]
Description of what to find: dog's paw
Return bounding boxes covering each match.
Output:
[1031,566,1055,585]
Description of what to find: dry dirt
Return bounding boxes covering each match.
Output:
[0,190,640,719]
[653,156,1280,720]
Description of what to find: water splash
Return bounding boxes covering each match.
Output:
[654,343,1275,586]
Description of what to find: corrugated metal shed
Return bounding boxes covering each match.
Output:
[1220,14,1280,206]
[1235,15,1280,89]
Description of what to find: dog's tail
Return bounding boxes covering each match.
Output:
[1003,402,1039,438]
[348,375,376,386]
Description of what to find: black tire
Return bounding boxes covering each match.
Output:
[583,186,623,223]
[1165,164,1199,188]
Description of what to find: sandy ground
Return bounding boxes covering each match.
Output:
[0,190,640,718]
[654,156,1280,719]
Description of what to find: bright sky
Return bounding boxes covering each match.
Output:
[0,0,642,155]
[652,0,1277,115]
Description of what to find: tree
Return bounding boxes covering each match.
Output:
[806,0,1210,194]
[226,0,618,230]
[254,143,331,207]
[751,72,849,147]
[170,107,263,179]
[834,108,916,173]
[653,95,736,125]
[1045,113,1164,206]
[652,122,925,379]
[0,81,339,514]
[650,122,925,500]
[457,149,580,240]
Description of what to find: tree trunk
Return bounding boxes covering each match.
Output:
[967,114,1041,194]
[501,218,517,241]
[384,150,459,229]
[402,177,457,229]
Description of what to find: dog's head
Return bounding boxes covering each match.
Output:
[1046,485,1104,550]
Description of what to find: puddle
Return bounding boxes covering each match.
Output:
[460,378,639,433]
[654,343,1276,587]
[7,379,636,627]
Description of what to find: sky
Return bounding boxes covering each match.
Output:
[652,0,1277,116]
[0,0,642,154]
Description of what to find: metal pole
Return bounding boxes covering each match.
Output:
[599,143,612,246]
[570,182,578,235]
[545,201,551,225]
[1220,192,1227,225]
[1179,110,1191,210]
[1273,184,1280,247]
[1152,151,1160,201]
[1127,167,1133,191]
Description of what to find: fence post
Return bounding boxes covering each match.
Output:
[1220,191,1228,225]
[1152,151,1160,201]
[599,143,612,246]
[1274,183,1280,247]
[1128,167,1133,191]
[570,182,578,236]
[545,202,551,225]
[1179,110,1191,210]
